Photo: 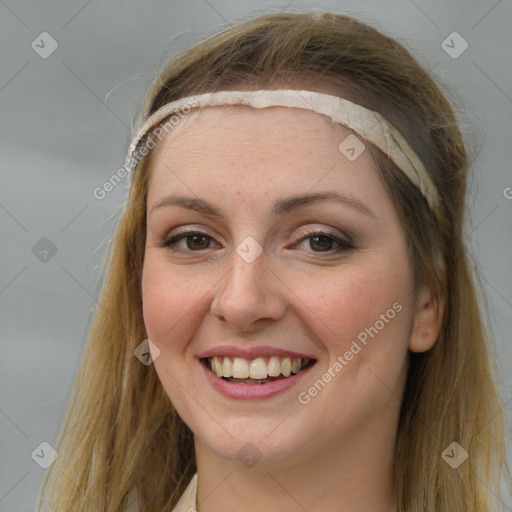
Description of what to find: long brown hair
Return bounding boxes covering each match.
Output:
[37,11,510,511]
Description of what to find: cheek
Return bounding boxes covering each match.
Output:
[284,257,414,401]
[141,252,208,351]
[141,252,211,410]
[288,263,413,429]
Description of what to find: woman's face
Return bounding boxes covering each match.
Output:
[142,104,420,465]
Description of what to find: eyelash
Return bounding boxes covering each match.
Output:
[161,228,355,256]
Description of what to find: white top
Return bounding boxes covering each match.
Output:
[171,473,197,512]
[125,473,197,512]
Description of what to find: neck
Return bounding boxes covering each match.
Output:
[194,420,398,512]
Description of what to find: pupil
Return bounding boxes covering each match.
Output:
[311,235,332,251]
[188,235,209,250]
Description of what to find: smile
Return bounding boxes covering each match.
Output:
[204,356,314,384]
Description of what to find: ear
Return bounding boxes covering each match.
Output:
[408,284,445,353]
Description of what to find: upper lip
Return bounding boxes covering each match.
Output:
[196,345,316,360]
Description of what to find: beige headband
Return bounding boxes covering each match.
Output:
[125,89,440,215]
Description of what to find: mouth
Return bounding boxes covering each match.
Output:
[202,356,316,384]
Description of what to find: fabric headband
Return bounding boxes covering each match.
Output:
[125,89,441,216]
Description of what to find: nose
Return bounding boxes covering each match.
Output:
[210,247,287,332]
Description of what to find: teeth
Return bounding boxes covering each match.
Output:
[268,356,281,377]
[221,357,232,378]
[209,355,311,379]
[213,357,223,376]
[232,358,249,378]
[281,357,291,377]
[249,358,267,379]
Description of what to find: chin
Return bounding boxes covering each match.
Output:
[191,413,319,467]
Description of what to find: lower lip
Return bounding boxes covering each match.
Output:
[200,360,315,400]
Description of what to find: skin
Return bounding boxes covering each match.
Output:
[141,103,443,512]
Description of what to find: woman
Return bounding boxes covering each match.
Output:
[37,10,510,512]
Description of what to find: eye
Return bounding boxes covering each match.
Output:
[162,230,219,253]
[161,228,355,256]
[292,228,354,255]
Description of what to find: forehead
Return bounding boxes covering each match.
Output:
[145,105,394,219]
[149,105,375,175]
[162,104,341,148]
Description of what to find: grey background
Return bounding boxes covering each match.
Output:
[1,0,511,510]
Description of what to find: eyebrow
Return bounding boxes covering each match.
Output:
[150,191,376,219]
